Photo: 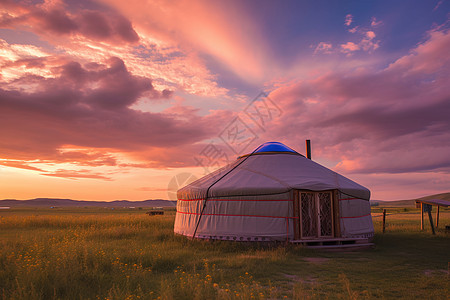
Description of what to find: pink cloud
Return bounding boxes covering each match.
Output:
[370,17,382,27]
[41,169,113,180]
[35,8,79,34]
[365,31,376,39]
[56,148,118,167]
[387,28,450,75]
[348,26,358,33]
[354,172,450,200]
[0,160,45,172]
[136,187,168,192]
[344,14,353,26]
[433,0,444,11]
[314,42,333,54]
[341,42,360,53]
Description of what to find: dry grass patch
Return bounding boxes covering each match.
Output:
[0,206,449,299]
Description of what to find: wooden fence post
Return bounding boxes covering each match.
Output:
[427,209,436,235]
[382,209,386,233]
[436,206,439,228]
[420,203,424,230]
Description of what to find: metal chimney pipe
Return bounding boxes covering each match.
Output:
[306,139,311,159]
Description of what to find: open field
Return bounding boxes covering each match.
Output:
[1,207,449,299]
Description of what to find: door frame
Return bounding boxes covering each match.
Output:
[293,190,337,240]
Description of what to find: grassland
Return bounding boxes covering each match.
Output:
[0,206,449,299]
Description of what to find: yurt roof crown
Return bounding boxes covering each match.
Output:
[238,141,302,158]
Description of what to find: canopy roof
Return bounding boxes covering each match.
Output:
[254,141,298,154]
[415,199,450,207]
[178,142,370,200]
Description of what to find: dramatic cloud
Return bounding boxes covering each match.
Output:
[0,0,226,97]
[269,27,450,176]
[0,0,139,44]
[0,57,231,171]
[103,0,270,83]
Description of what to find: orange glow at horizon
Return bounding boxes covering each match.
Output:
[0,164,205,201]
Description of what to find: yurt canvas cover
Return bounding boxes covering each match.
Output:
[174,142,374,242]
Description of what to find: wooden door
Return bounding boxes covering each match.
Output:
[317,192,333,238]
[300,192,317,238]
[295,191,334,239]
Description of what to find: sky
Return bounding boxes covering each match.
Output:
[0,0,449,201]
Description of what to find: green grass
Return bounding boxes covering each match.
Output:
[0,207,449,299]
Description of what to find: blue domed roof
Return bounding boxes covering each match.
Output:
[238,142,300,158]
[254,142,297,154]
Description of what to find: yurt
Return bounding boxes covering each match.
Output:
[174,142,374,245]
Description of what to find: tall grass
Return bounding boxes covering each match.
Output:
[0,208,449,299]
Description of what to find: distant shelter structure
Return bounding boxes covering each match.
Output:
[415,199,450,234]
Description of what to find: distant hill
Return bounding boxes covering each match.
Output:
[3,192,449,208]
[371,192,450,207]
[0,198,177,207]
[370,199,416,207]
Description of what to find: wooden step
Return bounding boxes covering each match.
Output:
[289,237,373,251]
[306,243,375,250]
[290,237,367,243]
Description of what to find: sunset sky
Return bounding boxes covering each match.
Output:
[1,0,449,201]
